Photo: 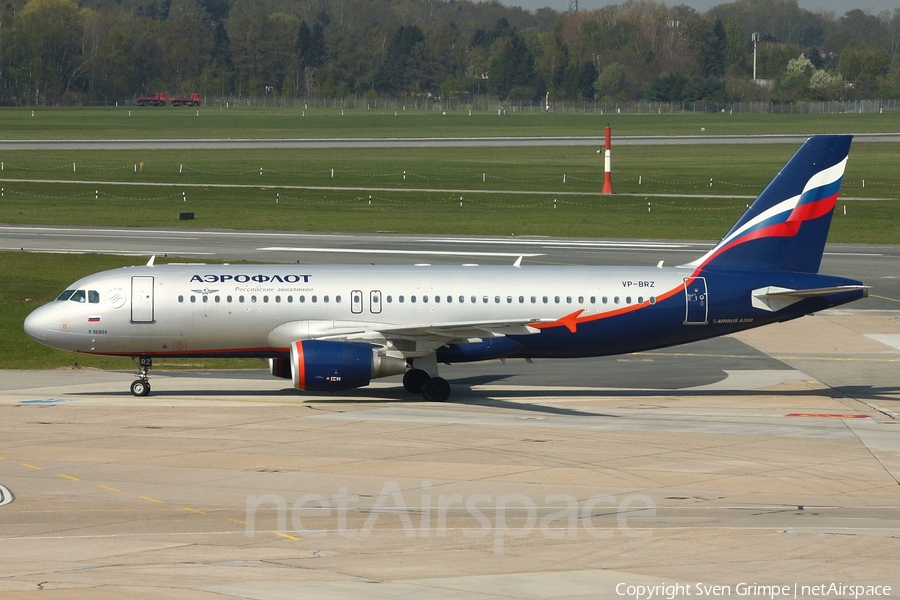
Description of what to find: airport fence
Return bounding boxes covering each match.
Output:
[180,95,899,115]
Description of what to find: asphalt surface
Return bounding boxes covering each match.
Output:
[1,306,898,598]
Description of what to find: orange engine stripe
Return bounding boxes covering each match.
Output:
[295,342,305,390]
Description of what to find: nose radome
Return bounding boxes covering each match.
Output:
[24,304,52,343]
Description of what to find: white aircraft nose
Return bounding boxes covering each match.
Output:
[24,304,53,343]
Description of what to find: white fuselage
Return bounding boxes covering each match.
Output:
[25,263,690,357]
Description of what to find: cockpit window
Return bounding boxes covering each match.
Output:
[88,290,100,303]
[69,290,86,303]
[57,290,75,301]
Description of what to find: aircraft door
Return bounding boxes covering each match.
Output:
[370,290,382,314]
[131,276,155,323]
[351,290,363,314]
[683,277,708,325]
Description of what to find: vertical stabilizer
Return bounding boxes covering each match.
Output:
[686,135,852,274]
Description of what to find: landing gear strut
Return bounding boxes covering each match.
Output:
[131,356,152,396]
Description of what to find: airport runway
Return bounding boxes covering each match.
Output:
[2,133,900,150]
[2,225,899,309]
[1,309,899,599]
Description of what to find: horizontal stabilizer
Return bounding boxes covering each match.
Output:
[751,285,868,312]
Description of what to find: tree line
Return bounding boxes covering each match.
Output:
[1,0,898,106]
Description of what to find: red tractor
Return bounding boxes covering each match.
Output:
[171,93,202,107]
[137,92,167,106]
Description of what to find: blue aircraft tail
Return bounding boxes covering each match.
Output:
[686,134,852,274]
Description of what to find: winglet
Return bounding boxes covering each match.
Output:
[146,255,156,266]
[513,256,523,268]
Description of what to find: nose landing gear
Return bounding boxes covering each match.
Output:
[131,356,152,396]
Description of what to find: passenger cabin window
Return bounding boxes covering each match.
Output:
[178,295,184,303]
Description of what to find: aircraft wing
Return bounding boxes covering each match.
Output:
[269,318,549,358]
[317,319,547,342]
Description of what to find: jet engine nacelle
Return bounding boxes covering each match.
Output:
[289,340,406,391]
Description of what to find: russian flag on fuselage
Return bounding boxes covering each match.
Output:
[686,135,851,274]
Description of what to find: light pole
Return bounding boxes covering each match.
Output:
[752,33,759,81]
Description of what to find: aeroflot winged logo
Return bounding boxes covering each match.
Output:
[190,274,312,283]
[687,153,848,272]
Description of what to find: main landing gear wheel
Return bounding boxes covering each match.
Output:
[422,377,451,402]
[130,379,151,397]
[403,368,431,394]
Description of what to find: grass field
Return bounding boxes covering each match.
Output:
[1,106,900,139]
[1,143,898,242]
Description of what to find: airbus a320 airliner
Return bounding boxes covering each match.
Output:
[24,135,867,401]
